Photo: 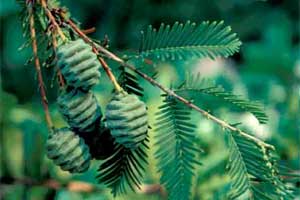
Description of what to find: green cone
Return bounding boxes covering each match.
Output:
[105,92,148,149]
[57,89,102,132]
[57,39,101,91]
[46,128,91,173]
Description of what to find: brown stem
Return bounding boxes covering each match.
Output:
[1,176,166,198]
[41,0,66,87]
[120,62,274,149]
[57,9,274,150]
[0,176,101,193]
[51,32,65,88]
[28,3,54,129]
[40,0,67,42]
[82,27,96,34]
[138,184,167,199]
[87,46,273,149]
[65,19,122,92]
[62,18,122,62]
[97,56,121,91]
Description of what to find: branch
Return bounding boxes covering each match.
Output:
[64,18,122,92]
[40,0,67,42]
[51,32,65,88]
[121,62,274,150]
[42,1,120,92]
[138,184,167,199]
[27,2,54,130]
[0,176,102,193]
[85,45,274,149]
[0,176,167,198]
[82,27,96,34]
[56,8,274,150]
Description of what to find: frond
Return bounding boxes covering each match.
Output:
[96,138,149,196]
[226,130,295,199]
[278,164,300,185]
[20,1,56,69]
[20,1,47,40]
[154,95,202,200]
[139,20,242,61]
[175,73,268,124]
[117,65,144,97]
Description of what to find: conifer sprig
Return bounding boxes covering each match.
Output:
[139,21,242,61]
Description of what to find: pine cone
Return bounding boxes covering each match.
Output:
[57,89,102,132]
[46,128,91,173]
[105,92,148,149]
[57,39,101,90]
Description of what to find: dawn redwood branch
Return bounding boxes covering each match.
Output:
[115,61,274,150]
[40,0,67,42]
[65,18,122,92]
[58,9,274,150]
[51,32,65,88]
[27,2,54,130]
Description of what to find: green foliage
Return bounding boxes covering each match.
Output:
[18,1,53,66]
[154,95,202,200]
[243,12,295,80]
[226,130,294,199]
[139,21,242,61]
[117,66,144,97]
[176,73,268,124]
[96,139,149,196]
[95,67,150,196]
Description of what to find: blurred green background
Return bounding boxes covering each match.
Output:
[0,0,299,199]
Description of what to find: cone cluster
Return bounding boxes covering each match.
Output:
[46,39,148,173]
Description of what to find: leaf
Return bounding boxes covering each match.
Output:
[154,95,202,200]
[226,130,295,199]
[176,73,268,124]
[117,65,144,97]
[96,138,149,196]
[20,0,67,71]
[139,20,242,61]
